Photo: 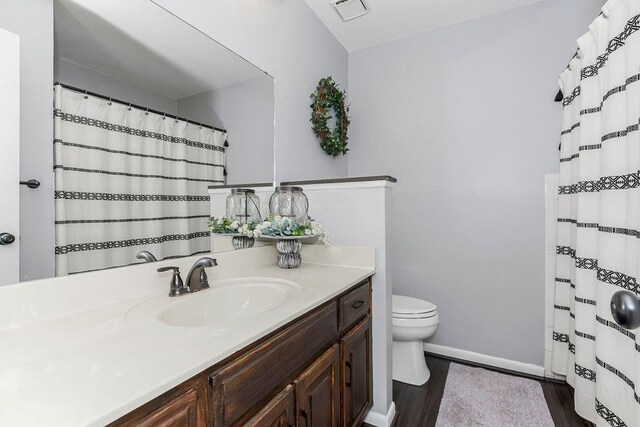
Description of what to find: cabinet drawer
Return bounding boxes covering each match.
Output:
[137,389,198,427]
[338,281,371,332]
[210,302,339,426]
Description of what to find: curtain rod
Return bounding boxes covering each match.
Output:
[53,82,227,134]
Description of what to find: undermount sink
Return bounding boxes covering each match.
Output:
[126,278,301,328]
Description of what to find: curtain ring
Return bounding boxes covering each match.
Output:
[83,89,88,99]
[107,97,112,106]
[145,107,149,115]
[127,103,132,111]
[602,9,609,19]
[162,113,166,120]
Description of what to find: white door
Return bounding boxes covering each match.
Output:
[0,27,20,286]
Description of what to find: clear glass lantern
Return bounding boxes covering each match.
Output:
[226,189,261,224]
[269,186,309,225]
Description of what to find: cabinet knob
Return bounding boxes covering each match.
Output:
[0,233,15,245]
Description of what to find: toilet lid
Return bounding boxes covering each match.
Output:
[392,295,437,315]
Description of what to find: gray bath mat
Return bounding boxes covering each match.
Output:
[436,363,554,427]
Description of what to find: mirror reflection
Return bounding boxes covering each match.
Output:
[27,0,273,278]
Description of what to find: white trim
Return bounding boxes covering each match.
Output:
[364,401,396,427]
[207,185,274,195]
[423,343,545,378]
[300,180,394,191]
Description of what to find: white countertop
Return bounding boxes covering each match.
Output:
[0,245,375,426]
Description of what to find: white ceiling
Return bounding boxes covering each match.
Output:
[303,0,543,52]
[54,0,266,100]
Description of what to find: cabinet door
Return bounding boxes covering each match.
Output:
[295,344,340,427]
[243,384,295,427]
[136,388,199,427]
[340,316,372,427]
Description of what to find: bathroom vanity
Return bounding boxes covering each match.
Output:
[0,245,376,426]
[113,278,372,426]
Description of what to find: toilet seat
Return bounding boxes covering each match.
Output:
[392,295,437,319]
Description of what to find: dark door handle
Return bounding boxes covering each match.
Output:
[345,360,352,387]
[19,179,40,189]
[0,233,15,245]
[611,290,640,330]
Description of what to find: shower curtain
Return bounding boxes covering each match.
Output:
[551,0,640,425]
[54,85,226,275]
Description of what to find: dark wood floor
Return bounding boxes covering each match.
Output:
[367,354,593,427]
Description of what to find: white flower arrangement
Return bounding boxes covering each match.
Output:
[250,216,329,245]
[210,215,328,245]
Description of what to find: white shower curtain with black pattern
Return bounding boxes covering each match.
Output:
[551,0,640,425]
[54,85,226,276]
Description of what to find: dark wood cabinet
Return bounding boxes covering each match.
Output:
[295,344,341,427]
[340,317,372,427]
[136,388,199,427]
[243,384,295,427]
[209,303,338,426]
[110,278,372,427]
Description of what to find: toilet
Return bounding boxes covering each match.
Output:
[392,295,438,386]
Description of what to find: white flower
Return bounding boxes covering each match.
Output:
[305,229,311,235]
[230,220,239,230]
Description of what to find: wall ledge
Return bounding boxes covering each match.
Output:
[281,175,397,186]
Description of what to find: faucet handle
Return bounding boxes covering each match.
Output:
[157,266,189,297]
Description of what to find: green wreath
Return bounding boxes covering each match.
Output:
[310,77,350,157]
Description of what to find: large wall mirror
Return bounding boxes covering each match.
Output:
[13,0,274,281]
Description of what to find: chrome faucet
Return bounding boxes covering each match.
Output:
[136,250,157,263]
[185,257,218,292]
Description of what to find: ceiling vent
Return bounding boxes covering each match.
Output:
[331,0,370,22]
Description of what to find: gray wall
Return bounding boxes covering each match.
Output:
[153,0,349,183]
[0,0,55,282]
[347,0,604,365]
[177,76,275,184]
[55,58,178,114]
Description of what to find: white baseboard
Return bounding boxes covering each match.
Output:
[364,401,396,427]
[423,343,545,378]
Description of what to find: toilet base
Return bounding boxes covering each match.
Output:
[393,340,430,386]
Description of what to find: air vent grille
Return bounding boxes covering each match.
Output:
[332,0,370,22]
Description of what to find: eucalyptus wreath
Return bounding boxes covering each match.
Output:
[310,77,350,157]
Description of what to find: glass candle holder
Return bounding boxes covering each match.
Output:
[269,186,309,225]
[226,189,261,224]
